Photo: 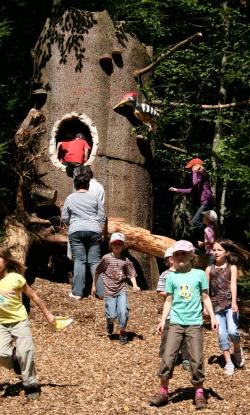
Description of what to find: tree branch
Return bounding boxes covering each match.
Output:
[152,99,250,110]
[133,32,202,78]
[163,143,187,153]
[200,99,250,109]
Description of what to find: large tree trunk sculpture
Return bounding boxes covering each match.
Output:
[4,10,159,287]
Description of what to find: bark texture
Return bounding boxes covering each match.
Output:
[8,10,158,286]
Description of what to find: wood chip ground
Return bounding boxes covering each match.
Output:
[1,278,249,414]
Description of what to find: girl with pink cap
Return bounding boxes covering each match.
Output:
[150,240,218,410]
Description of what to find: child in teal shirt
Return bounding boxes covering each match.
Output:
[150,240,218,410]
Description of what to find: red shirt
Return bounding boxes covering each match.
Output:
[60,139,91,164]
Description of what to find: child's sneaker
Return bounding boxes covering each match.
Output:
[69,292,81,300]
[195,390,207,410]
[149,392,168,407]
[224,361,235,375]
[24,383,41,400]
[234,348,245,368]
[106,319,114,335]
[119,333,128,344]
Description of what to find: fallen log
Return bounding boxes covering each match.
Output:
[108,217,175,258]
[44,217,175,259]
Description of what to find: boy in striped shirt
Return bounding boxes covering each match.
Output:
[92,232,140,344]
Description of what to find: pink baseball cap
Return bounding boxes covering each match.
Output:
[173,240,195,253]
[164,247,174,258]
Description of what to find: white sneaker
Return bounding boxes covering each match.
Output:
[224,361,235,375]
[234,348,245,368]
[69,292,81,300]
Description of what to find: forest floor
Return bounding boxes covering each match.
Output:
[0,278,249,415]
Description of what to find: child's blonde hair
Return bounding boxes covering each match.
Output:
[202,210,217,224]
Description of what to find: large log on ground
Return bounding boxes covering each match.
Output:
[44,217,175,259]
[107,217,175,258]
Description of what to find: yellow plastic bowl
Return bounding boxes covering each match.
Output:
[52,316,73,331]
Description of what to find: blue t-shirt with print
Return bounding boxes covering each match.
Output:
[165,268,208,325]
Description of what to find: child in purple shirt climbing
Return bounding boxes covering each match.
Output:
[169,158,215,240]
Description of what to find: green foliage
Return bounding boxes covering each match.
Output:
[0,0,249,249]
[0,142,8,165]
[0,19,12,44]
[238,272,250,304]
[117,0,250,245]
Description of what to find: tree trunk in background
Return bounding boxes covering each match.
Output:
[220,178,227,228]
[171,197,192,240]
[4,217,30,264]
[211,1,229,227]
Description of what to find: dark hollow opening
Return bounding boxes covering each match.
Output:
[56,117,93,164]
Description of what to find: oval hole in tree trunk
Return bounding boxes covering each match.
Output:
[49,112,99,171]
